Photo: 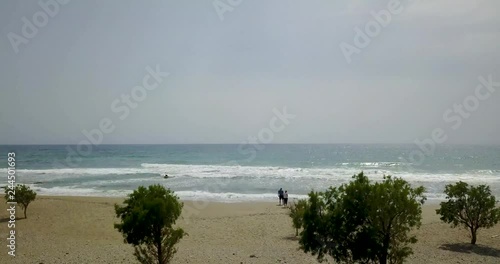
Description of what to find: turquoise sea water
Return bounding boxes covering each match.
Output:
[1,144,499,202]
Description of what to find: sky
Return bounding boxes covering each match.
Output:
[0,0,499,145]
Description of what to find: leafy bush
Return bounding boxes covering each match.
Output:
[4,184,37,219]
[299,172,426,264]
[115,184,185,264]
[289,199,308,236]
[436,181,500,244]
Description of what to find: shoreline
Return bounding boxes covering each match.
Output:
[32,193,446,204]
[1,196,499,263]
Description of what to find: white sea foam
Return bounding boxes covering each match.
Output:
[174,191,309,202]
[29,186,449,203]
[31,186,308,202]
[5,164,500,183]
[33,186,131,197]
[6,164,500,202]
[339,162,403,167]
[14,168,153,175]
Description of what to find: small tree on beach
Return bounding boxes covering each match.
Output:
[299,172,426,264]
[289,199,308,236]
[4,184,37,219]
[114,184,185,264]
[436,181,500,245]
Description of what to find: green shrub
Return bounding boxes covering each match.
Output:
[289,199,308,236]
[299,172,426,264]
[436,181,500,244]
[115,184,185,264]
[4,184,37,219]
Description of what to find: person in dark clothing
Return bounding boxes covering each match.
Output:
[278,188,284,205]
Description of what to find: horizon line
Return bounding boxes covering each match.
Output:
[1,143,500,146]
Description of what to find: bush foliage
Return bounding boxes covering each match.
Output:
[4,184,37,219]
[436,181,500,244]
[115,184,185,264]
[299,172,426,264]
[289,199,308,236]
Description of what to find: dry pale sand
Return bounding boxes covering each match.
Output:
[1,196,500,264]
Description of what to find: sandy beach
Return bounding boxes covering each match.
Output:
[1,196,500,264]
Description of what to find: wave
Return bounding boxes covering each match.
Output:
[14,168,153,175]
[28,186,449,203]
[30,186,308,202]
[339,162,403,168]
[140,163,500,183]
[174,191,309,202]
[32,186,131,197]
[5,163,500,183]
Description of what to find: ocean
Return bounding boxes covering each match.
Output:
[1,144,500,203]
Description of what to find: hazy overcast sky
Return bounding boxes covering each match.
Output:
[1,0,499,144]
